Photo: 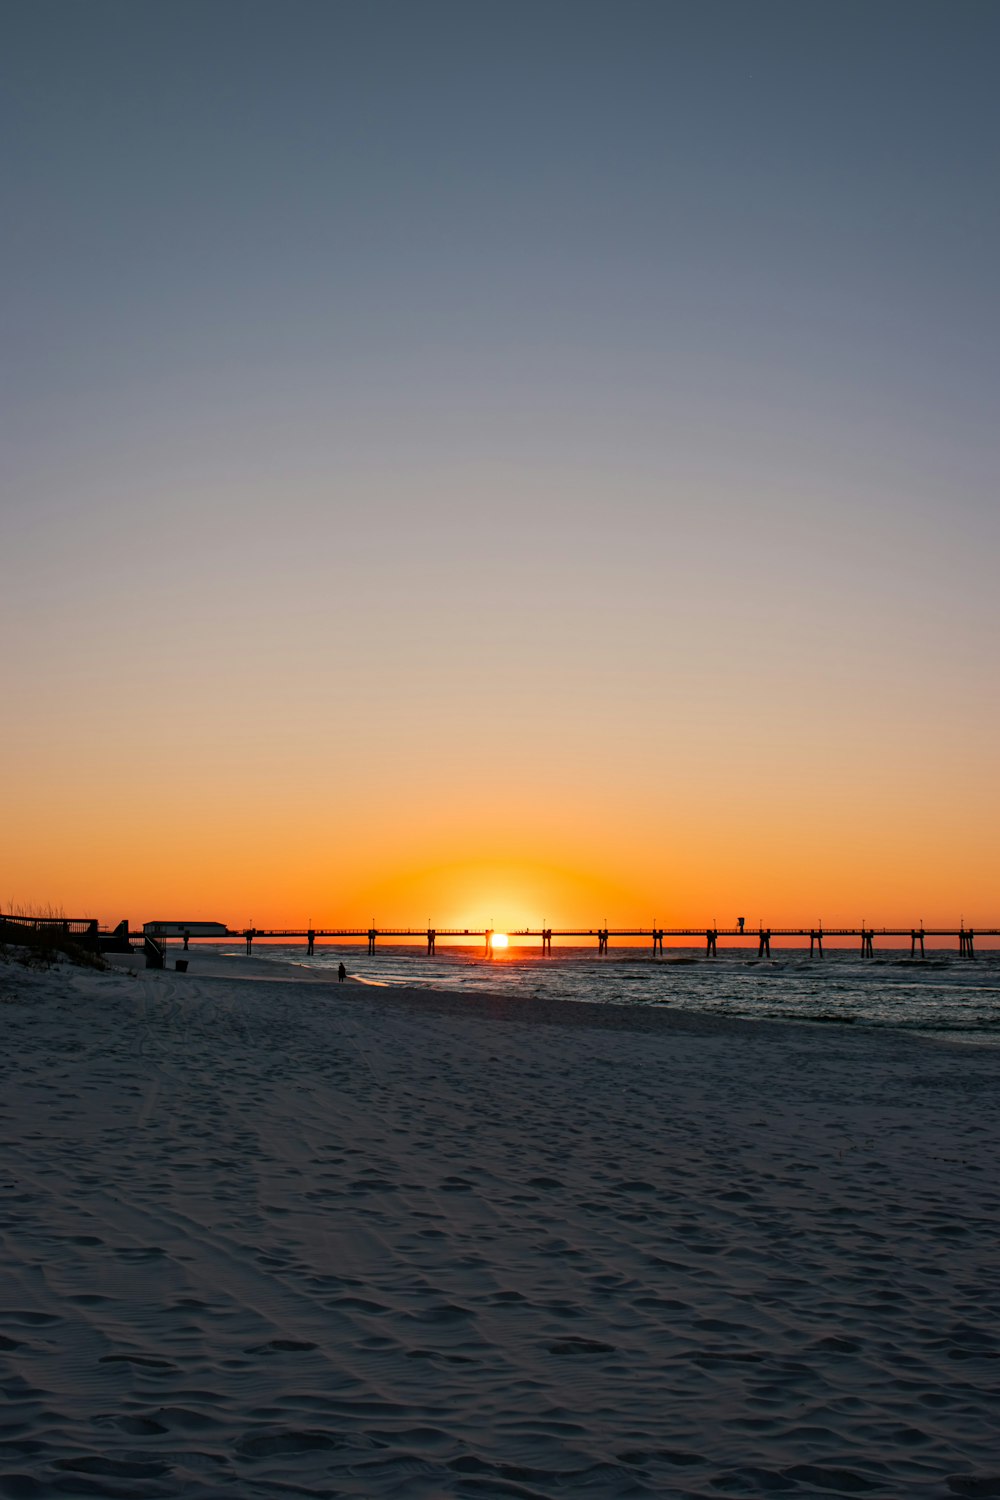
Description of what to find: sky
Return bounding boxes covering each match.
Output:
[3,0,999,933]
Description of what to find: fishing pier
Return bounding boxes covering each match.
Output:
[223,923,990,959]
[4,915,993,969]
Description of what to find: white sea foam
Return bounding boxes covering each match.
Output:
[275,941,1000,1044]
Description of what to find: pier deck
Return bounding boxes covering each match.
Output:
[6,913,989,963]
[142,923,996,959]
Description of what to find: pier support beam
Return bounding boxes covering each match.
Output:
[367,928,377,956]
[541,928,552,956]
[758,929,771,958]
[244,928,255,956]
[910,928,925,958]
[861,928,874,957]
[427,928,436,956]
[485,929,494,959]
[597,928,609,955]
[706,929,718,957]
[959,927,976,959]
[652,928,664,955]
[306,929,315,956]
[809,930,824,959]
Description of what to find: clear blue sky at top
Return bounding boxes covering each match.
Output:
[3,2,998,572]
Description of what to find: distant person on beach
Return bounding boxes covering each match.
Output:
[338,962,346,983]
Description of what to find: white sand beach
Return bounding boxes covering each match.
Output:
[1,950,998,1498]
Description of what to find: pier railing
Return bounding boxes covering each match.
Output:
[6,915,995,963]
[213,923,996,959]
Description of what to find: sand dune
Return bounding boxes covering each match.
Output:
[1,950,998,1497]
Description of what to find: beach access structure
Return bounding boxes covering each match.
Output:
[0,913,102,951]
[0,914,169,970]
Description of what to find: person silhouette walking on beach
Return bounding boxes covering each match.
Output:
[337,962,346,983]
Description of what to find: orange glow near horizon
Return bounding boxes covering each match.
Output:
[4,777,1000,935]
[4,511,1000,935]
[3,435,999,934]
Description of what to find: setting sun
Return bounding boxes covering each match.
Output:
[492,933,509,949]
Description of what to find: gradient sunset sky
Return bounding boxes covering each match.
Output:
[4,0,999,932]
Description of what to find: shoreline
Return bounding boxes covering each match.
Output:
[126,944,1000,1052]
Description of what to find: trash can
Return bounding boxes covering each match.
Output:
[175,959,188,972]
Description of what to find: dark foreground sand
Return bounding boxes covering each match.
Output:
[1,951,998,1498]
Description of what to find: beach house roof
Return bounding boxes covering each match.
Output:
[142,920,229,936]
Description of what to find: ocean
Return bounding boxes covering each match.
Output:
[214,942,1000,1045]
